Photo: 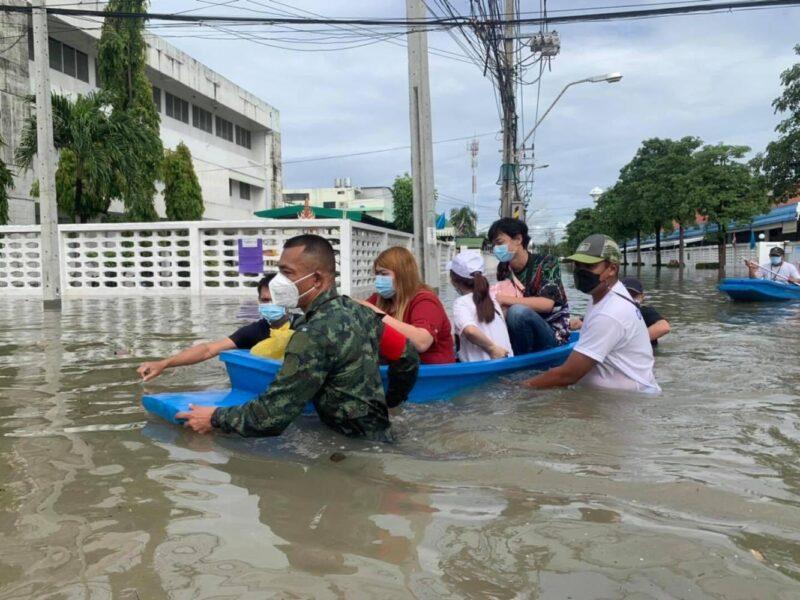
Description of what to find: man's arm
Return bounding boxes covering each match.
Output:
[137,338,235,381]
[208,330,328,437]
[380,322,419,408]
[745,259,760,279]
[522,351,597,389]
[496,295,555,313]
[648,319,671,342]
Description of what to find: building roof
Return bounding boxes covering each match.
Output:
[255,206,396,229]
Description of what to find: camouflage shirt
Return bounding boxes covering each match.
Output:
[212,288,419,440]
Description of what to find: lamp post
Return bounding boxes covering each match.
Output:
[518,72,623,151]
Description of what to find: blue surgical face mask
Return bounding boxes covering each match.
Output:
[770,255,782,266]
[493,244,515,263]
[259,303,287,323]
[375,274,396,299]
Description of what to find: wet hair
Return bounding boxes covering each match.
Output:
[487,218,531,281]
[450,270,495,324]
[257,273,276,295]
[283,234,336,275]
[373,246,431,321]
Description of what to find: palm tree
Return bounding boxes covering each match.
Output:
[15,93,144,223]
[449,206,478,237]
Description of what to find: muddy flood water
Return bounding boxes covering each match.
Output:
[2,267,800,599]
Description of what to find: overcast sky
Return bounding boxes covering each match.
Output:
[150,1,799,241]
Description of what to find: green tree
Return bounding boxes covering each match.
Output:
[564,207,599,254]
[97,0,162,221]
[762,44,800,201]
[163,142,204,220]
[0,134,13,225]
[16,93,143,223]
[594,182,642,265]
[391,173,413,233]
[693,144,770,277]
[449,206,477,236]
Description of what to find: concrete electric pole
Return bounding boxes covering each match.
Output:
[406,0,438,288]
[32,0,61,307]
[499,0,517,219]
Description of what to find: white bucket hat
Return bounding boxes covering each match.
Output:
[447,250,485,279]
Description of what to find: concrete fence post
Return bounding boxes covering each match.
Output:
[339,219,353,297]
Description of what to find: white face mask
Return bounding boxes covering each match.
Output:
[268,272,316,309]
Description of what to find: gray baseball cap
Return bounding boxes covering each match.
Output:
[566,234,622,264]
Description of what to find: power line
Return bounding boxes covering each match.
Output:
[1,0,798,26]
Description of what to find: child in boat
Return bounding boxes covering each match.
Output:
[250,296,293,360]
[448,251,513,362]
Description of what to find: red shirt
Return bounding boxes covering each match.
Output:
[367,290,456,364]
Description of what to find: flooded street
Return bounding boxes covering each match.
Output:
[2,267,800,599]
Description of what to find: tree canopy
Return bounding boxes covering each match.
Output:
[97,0,162,221]
[163,142,204,221]
[449,206,477,236]
[391,173,413,233]
[762,44,800,201]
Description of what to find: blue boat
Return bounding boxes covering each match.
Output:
[142,333,578,425]
[719,278,800,302]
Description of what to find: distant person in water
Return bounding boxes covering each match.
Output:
[177,234,419,441]
[137,273,289,381]
[487,218,570,355]
[745,247,800,284]
[361,246,456,364]
[448,250,513,362]
[523,234,660,393]
[570,277,671,347]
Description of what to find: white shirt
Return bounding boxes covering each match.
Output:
[757,261,800,282]
[574,281,660,394]
[452,293,514,362]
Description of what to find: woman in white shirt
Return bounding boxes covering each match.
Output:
[448,251,514,362]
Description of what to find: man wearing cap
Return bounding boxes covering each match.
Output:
[745,247,800,284]
[522,234,660,393]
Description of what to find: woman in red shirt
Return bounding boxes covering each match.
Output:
[361,246,455,364]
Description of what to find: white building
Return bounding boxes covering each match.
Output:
[282,178,394,223]
[0,2,281,224]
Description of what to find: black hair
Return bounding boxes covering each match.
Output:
[283,234,336,275]
[257,273,277,295]
[487,218,531,281]
[450,270,495,324]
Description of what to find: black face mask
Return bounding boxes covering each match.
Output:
[574,268,602,294]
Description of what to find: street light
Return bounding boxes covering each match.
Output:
[518,72,623,150]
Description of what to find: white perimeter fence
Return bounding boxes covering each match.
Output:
[0,219,456,299]
[628,241,800,275]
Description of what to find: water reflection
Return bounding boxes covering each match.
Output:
[1,268,800,597]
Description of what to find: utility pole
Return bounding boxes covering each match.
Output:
[32,0,61,307]
[499,0,518,220]
[406,0,438,288]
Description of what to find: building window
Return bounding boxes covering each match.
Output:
[152,86,161,112]
[215,116,233,142]
[76,50,88,82]
[283,193,309,204]
[48,38,61,70]
[193,105,213,133]
[235,125,251,149]
[239,182,251,200]
[62,44,76,77]
[229,179,234,197]
[323,201,336,209]
[47,38,89,83]
[165,92,189,124]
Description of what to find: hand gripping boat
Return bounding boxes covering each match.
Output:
[718,278,800,302]
[142,333,578,424]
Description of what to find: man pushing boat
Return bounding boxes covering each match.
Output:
[745,246,800,284]
[177,234,420,441]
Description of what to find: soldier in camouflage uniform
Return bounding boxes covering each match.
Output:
[177,234,420,441]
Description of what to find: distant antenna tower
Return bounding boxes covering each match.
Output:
[467,137,479,214]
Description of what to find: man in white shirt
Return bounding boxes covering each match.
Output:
[522,234,660,394]
[745,247,800,284]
